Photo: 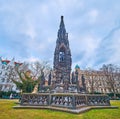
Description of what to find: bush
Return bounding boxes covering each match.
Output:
[0,91,20,99]
[107,93,120,100]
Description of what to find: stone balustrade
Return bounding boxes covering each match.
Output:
[20,93,49,106]
[87,95,110,106]
[20,93,110,109]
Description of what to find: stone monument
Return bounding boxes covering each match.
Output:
[15,16,117,114]
[53,16,71,92]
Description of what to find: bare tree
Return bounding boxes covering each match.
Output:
[30,61,51,79]
[83,67,105,94]
[11,60,51,93]
[84,69,98,94]
[100,64,120,98]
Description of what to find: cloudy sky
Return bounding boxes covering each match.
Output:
[0,0,120,69]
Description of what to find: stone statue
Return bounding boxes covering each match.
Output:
[75,70,80,92]
[81,74,86,92]
[38,71,45,92]
[48,72,51,85]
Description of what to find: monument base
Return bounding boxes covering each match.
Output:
[13,93,118,114]
[19,93,113,109]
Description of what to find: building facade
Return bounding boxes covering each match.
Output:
[72,65,120,94]
[0,58,22,92]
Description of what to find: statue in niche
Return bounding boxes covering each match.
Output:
[59,51,65,62]
[81,74,86,92]
[75,70,78,82]
[38,71,45,92]
[71,72,76,84]
[75,70,80,92]
[48,71,51,85]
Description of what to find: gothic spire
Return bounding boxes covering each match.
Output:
[58,16,66,39]
[54,16,72,85]
[60,16,65,29]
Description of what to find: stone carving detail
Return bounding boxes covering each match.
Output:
[51,96,73,107]
[75,95,86,107]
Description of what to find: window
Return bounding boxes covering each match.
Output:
[2,78,5,82]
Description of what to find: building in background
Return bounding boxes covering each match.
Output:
[72,64,120,94]
[0,58,22,92]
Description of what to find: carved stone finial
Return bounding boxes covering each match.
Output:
[61,16,63,20]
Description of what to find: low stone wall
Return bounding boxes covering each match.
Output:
[87,95,110,106]
[20,93,50,106]
[20,93,110,109]
[50,93,86,109]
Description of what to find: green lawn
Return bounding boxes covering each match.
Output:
[0,99,120,119]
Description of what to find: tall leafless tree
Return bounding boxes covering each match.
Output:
[30,61,51,80]
[84,68,99,94]
[100,64,120,98]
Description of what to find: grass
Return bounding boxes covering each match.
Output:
[0,99,120,119]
